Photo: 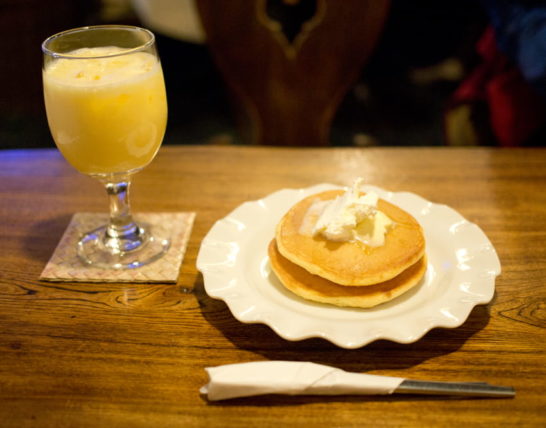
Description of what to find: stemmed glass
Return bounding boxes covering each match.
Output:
[42,25,170,269]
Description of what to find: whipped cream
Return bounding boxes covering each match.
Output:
[310,179,392,246]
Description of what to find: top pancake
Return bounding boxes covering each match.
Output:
[276,190,425,286]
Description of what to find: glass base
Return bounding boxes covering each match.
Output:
[77,223,170,270]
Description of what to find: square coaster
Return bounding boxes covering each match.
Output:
[40,212,195,283]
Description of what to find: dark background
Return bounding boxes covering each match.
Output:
[0,0,505,149]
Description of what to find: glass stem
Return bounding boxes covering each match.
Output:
[101,175,146,253]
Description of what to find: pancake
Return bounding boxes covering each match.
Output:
[276,190,425,286]
[269,239,427,308]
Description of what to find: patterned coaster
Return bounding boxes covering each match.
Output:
[40,212,195,283]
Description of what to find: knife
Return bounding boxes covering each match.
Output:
[396,379,515,397]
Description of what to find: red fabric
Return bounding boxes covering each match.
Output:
[452,27,545,146]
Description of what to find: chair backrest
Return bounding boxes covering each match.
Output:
[197,0,390,146]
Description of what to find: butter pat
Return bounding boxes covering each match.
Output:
[312,179,392,246]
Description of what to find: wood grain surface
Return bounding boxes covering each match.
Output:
[0,146,545,427]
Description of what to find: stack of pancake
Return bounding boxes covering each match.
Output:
[269,189,427,308]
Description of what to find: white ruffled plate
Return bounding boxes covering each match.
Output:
[197,184,501,349]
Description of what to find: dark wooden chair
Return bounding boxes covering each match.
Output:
[197,0,390,146]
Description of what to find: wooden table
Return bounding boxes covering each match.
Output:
[1,146,545,427]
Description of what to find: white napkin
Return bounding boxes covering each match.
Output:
[200,361,404,401]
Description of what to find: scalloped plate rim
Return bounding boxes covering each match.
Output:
[197,184,501,349]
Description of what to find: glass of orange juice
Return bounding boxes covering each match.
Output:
[42,25,169,269]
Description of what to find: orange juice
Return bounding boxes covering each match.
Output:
[43,47,167,175]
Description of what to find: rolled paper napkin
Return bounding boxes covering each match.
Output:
[200,361,515,401]
[200,361,403,401]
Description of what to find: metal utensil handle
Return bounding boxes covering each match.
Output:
[396,379,515,398]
